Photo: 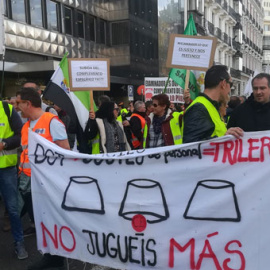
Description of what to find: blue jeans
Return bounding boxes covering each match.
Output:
[0,166,24,243]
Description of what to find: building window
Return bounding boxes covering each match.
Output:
[46,0,59,32]
[111,21,129,46]
[29,0,43,27]
[3,0,7,16]
[77,11,84,38]
[89,15,95,41]
[64,6,73,35]
[11,0,26,22]
[264,25,270,31]
[99,19,106,44]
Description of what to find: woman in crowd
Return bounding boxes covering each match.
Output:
[84,101,131,153]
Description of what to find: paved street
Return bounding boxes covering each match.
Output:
[0,200,116,270]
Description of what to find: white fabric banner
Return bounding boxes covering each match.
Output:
[29,130,270,270]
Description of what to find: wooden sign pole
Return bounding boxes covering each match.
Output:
[184,70,190,90]
[90,90,94,111]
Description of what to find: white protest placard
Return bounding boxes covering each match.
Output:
[166,35,217,71]
[68,58,110,91]
[29,130,270,270]
[144,77,184,103]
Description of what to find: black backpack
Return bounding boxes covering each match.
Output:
[45,105,54,112]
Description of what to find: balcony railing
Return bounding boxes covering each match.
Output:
[246,37,251,46]
[234,50,243,58]
[223,32,230,45]
[192,12,202,26]
[229,6,239,21]
[230,68,241,79]
[232,40,241,51]
[192,14,205,36]
[207,20,215,35]
[233,22,242,30]
[197,26,206,36]
[263,45,270,50]
[242,33,246,43]
[255,45,258,52]
[215,27,222,40]
[228,36,232,46]
[246,68,253,75]
[222,1,228,11]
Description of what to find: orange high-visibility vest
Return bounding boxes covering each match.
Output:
[130,113,146,149]
[19,113,57,176]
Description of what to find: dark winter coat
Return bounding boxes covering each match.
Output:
[227,94,270,131]
[183,93,221,143]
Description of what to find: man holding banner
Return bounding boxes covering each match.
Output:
[182,65,243,143]
[16,88,70,269]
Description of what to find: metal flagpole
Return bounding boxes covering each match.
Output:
[0,1,5,99]
[184,0,188,28]
[0,52,5,99]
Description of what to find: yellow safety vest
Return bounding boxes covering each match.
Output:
[90,134,100,154]
[170,112,182,144]
[142,124,148,148]
[117,115,122,122]
[0,102,17,168]
[183,96,227,139]
[121,108,128,115]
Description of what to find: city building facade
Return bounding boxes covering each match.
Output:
[0,0,264,98]
[1,0,159,100]
[158,0,264,96]
[263,0,270,70]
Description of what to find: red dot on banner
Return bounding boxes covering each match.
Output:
[132,214,147,232]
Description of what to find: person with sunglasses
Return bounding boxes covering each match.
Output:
[182,65,243,143]
[145,93,182,148]
[16,87,70,269]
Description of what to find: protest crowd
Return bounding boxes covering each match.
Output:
[1,63,270,270]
